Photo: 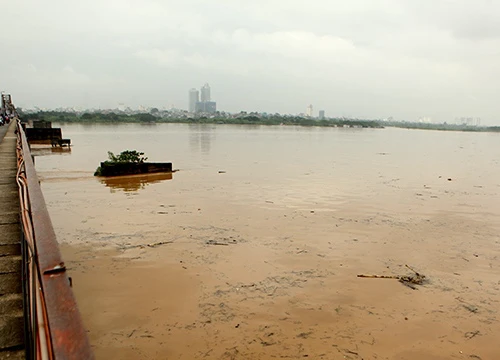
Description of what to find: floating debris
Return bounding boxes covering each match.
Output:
[206,240,228,246]
[465,330,481,340]
[357,265,427,290]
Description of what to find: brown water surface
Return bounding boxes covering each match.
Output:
[35,124,500,359]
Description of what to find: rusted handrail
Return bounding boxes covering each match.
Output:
[16,119,94,359]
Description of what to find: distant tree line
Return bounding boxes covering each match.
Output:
[20,111,157,123]
[19,110,500,132]
[19,111,383,128]
[385,121,500,133]
[167,115,382,128]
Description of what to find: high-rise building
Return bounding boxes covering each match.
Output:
[189,88,199,112]
[190,83,217,113]
[195,101,217,113]
[319,110,325,120]
[306,104,313,117]
[201,83,211,102]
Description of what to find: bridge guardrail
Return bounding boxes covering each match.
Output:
[16,119,94,360]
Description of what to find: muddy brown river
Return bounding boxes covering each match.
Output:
[34,123,500,359]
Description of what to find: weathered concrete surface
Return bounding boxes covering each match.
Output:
[0,273,22,296]
[0,313,23,350]
[97,161,173,177]
[25,127,62,142]
[0,349,24,360]
[0,256,21,275]
[0,225,20,246]
[0,244,20,257]
[0,294,23,316]
[0,121,24,354]
[0,212,19,226]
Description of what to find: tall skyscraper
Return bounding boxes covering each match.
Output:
[201,83,211,102]
[189,88,199,112]
[195,101,217,113]
[319,110,325,120]
[306,104,313,117]
[189,83,217,114]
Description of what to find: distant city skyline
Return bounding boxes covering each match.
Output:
[8,84,491,125]
[188,83,217,114]
[188,88,199,112]
[18,103,488,127]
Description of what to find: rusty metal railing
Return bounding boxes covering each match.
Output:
[15,119,94,359]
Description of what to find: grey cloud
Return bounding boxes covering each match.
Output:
[1,0,499,123]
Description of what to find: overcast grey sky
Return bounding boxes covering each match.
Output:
[1,0,499,123]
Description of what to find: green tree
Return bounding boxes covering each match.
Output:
[136,113,156,122]
[107,150,148,163]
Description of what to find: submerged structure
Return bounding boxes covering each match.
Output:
[24,120,71,147]
[95,162,173,177]
[94,150,173,177]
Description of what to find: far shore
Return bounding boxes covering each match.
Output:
[20,111,500,133]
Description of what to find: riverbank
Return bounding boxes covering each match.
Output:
[387,122,500,133]
[20,111,383,128]
[20,111,500,132]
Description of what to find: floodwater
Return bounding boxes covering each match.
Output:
[34,123,500,359]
